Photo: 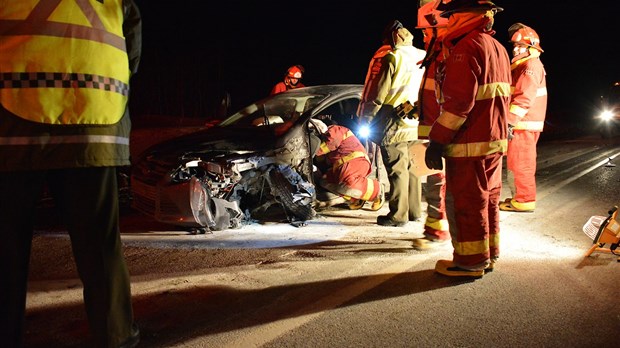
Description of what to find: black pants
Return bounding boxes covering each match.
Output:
[0,167,134,347]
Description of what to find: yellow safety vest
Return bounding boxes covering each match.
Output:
[0,0,130,125]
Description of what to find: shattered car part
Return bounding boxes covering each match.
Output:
[131,85,365,232]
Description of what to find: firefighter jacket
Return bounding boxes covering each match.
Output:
[418,58,442,140]
[315,125,379,201]
[270,79,306,95]
[357,44,426,146]
[315,125,370,171]
[508,51,547,131]
[0,0,142,171]
[429,29,511,158]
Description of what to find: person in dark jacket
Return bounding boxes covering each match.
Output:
[0,0,142,346]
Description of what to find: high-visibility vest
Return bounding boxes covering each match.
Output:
[0,0,130,125]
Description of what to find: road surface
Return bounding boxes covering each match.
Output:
[25,134,620,347]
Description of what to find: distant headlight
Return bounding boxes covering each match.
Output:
[599,110,614,121]
[357,124,371,139]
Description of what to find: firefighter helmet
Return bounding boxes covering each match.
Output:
[436,0,503,18]
[286,65,304,79]
[508,23,543,52]
[416,0,448,29]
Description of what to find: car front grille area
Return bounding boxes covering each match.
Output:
[131,157,175,216]
[131,179,157,215]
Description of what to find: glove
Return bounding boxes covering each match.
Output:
[425,141,444,170]
[508,124,514,141]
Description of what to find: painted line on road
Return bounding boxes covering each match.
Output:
[537,150,620,201]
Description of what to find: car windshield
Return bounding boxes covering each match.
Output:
[218,91,327,129]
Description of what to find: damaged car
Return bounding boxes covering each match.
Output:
[130,84,366,233]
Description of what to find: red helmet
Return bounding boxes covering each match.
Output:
[436,0,503,18]
[416,0,448,29]
[508,23,543,52]
[286,65,304,79]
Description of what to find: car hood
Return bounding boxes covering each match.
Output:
[137,125,282,163]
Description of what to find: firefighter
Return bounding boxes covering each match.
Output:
[0,0,141,346]
[412,0,451,250]
[425,0,511,277]
[270,65,306,95]
[357,19,427,227]
[312,119,384,209]
[499,23,547,213]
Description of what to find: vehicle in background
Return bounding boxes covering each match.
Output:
[130,85,370,233]
[595,81,620,138]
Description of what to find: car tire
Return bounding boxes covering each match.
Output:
[268,169,315,222]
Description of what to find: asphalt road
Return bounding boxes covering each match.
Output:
[25,134,620,347]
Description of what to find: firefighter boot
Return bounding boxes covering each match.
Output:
[348,199,365,210]
[370,186,385,211]
[434,260,484,278]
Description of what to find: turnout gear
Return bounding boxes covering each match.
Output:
[314,125,381,204]
[428,6,510,272]
[501,23,548,213]
[270,65,306,95]
[417,0,451,244]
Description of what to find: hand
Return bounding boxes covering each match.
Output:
[425,141,444,170]
[508,124,515,141]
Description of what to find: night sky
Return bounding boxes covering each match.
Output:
[130,1,619,126]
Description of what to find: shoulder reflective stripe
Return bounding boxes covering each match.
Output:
[0,0,126,51]
[537,87,547,97]
[343,130,354,140]
[0,135,129,146]
[453,238,489,256]
[0,72,130,97]
[437,110,465,131]
[444,139,507,157]
[476,82,511,101]
[514,120,544,131]
[509,104,528,118]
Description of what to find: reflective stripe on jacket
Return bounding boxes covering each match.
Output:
[0,0,130,125]
[358,44,426,145]
[429,30,511,158]
[0,0,141,171]
[316,125,370,168]
[508,54,547,131]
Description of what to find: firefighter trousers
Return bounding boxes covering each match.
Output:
[506,130,540,206]
[445,153,502,270]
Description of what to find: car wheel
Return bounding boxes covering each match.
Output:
[268,169,315,222]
